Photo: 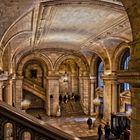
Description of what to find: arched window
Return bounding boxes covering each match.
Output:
[120,49,130,70]
[97,58,104,88]
[120,49,130,91]
[4,122,13,140]
[22,131,31,140]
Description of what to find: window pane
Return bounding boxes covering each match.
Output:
[22,131,31,140]
[4,123,13,140]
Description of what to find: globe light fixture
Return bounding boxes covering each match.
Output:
[93,97,100,106]
[21,100,31,111]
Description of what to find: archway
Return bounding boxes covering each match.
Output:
[58,59,83,116]
[22,59,47,114]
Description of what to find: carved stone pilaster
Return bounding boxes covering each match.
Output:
[47,75,60,116]
[90,76,96,115]
[102,73,118,121]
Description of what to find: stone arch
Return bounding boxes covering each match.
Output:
[89,42,111,72]
[90,54,102,76]
[17,52,53,76]
[90,50,111,76]
[112,42,130,71]
[54,54,90,76]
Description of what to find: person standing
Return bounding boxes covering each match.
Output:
[123,128,130,140]
[104,122,111,140]
[87,117,92,129]
[97,124,103,140]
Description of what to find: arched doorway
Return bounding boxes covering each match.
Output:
[58,59,83,116]
[22,59,47,115]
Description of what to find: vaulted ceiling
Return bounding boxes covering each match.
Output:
[0,0,132,61]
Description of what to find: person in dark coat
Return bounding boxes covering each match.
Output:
[104,122,111,140]
[123,128,130,140]
[98,124,103,140]
[59,94,63,104]
[37,114,42,120]
[87,117,92,129]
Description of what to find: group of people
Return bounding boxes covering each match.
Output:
[97,122,110,140]
[87,117,110,140]
[87,117,130,140]
[59,93,80,104]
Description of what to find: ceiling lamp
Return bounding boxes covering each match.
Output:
[63,63,68,82]
[63,71,68,82]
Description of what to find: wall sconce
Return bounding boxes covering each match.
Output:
[21,100,31,110]
[93,97,100,106]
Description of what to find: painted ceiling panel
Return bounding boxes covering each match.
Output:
[40,4,125,50]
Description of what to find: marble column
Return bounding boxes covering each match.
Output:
[90,75,96,116]
[81,75,90,115]
[47,75,59,116]
[131,86,140,140]
[71,73,78,94]
[79,76,83,103]
[128,40,140,140]
[102,73,118,121]
[0,81,3,100]
[7,79,13,105]
[0,73,8,101]
[15,76,23,109]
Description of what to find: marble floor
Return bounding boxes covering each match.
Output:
[27,110,118,140]
[42,116,97,138]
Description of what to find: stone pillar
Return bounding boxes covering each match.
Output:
[47,75,59,116]
[81,75,90,115]
[128,40,140,140]
[131,86,140,140]
[103,74,118,121]
[79,76,83,102]
[12,75,16,106]
[90,75,96,116]
[15,76,23,109]
[0,81,3,100]
[71,73,78,94]
[7,79,13,105]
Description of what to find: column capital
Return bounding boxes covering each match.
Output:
[102,73,117,82]
[16,75,23,80]
[129,38,140,46]
[47,76,60,80]
[90,75,96,83]
[117,70,140,86]
[80,76,90,80]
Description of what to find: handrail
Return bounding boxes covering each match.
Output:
[24,78,46,92]
[0,101,81,140]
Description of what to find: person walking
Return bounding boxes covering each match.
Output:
[87,117,92,129]
[104,122,111,140]
[123,127,130,140]
[97,124,103,140]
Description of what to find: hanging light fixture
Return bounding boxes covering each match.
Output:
[63,63,68,82]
